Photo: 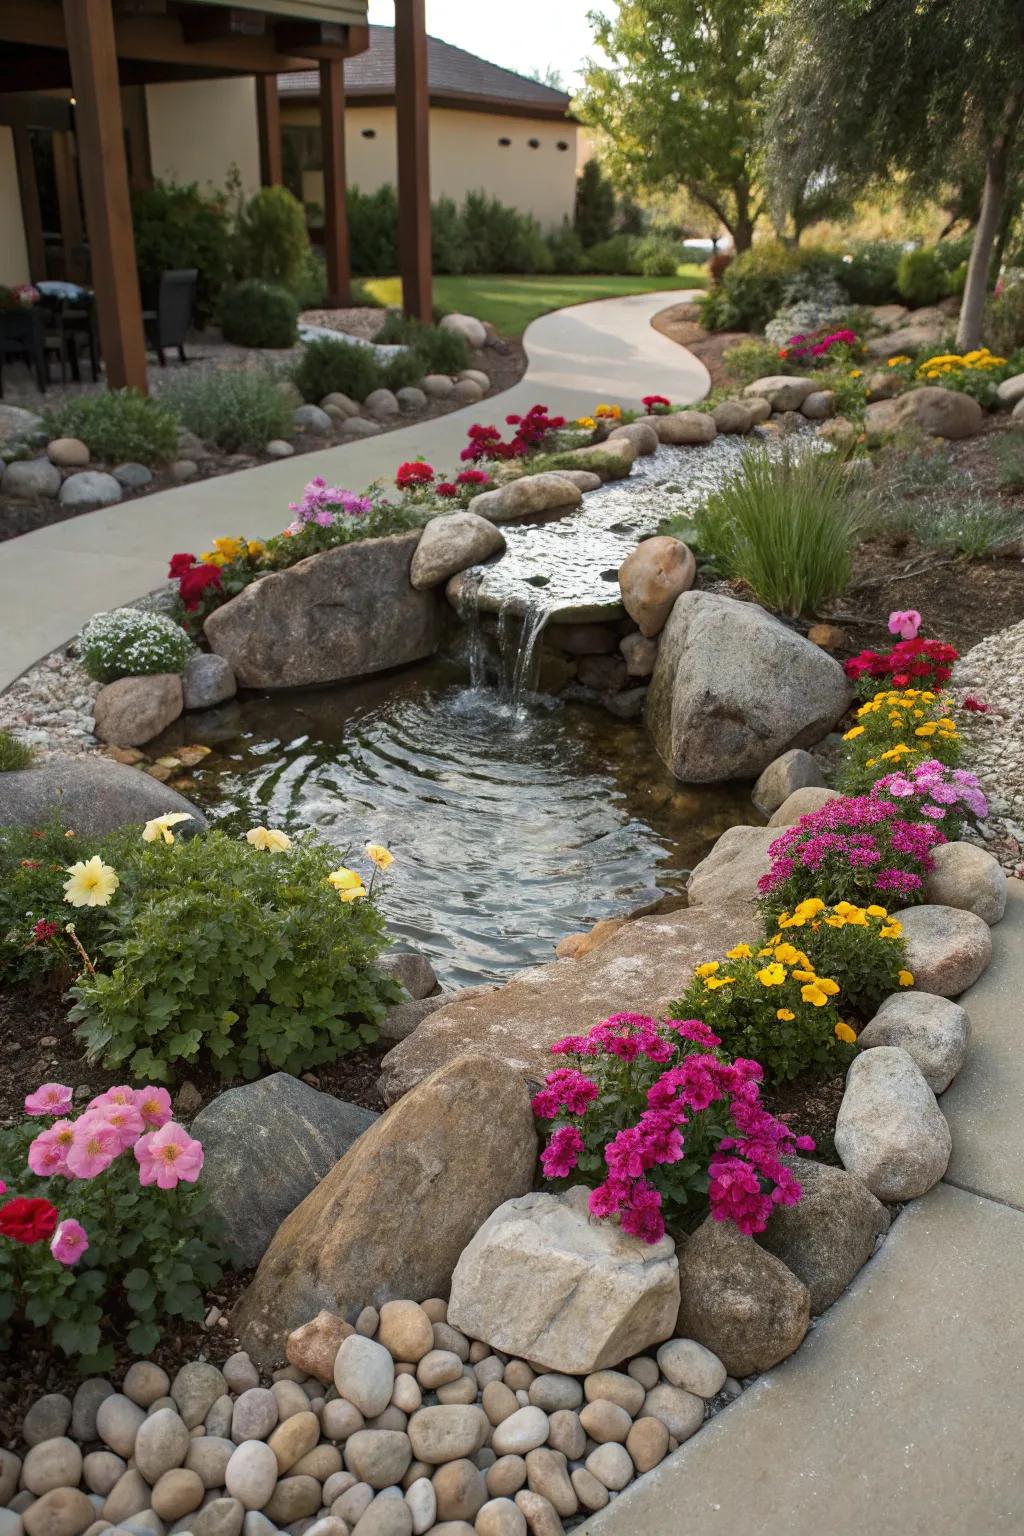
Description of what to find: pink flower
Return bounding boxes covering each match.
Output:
[541,1125,584,1179]
[135,1123,204,1189]
[24,1083,73,1118]
[51,1218,89,1266]
[66,1113,121,1179]
[89,1085,136,1112]
[28,1120,76,1177]
[134,1086,173,1130]
[888,609,922,640]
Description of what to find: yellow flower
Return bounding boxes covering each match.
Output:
[887,355,911,367]
[726,943,753,960]
[816,977,841,996]
[792,968,817,983]
[866,904,888,918]
[794,898,825,918]
[849,369,862,378]
[772,943,803,966]
[695,961,721,977]
[880,922,902,940]
[704,976,736,990]
[575,417,596,430]
[247,540,266,559]
[328,866,367,902]
[246,827,292,853]
[825,915,846,928]
[834,1021,857,1044]
[142,811,193,846]
[898,969,915,987]
[801,983,829,1007]
[63,855,119,908]
[365,843,394,871]
[212,536,244,561]
[337,884,366,903]
[776,1008,796,1022]
[915,722,938,737]
[200,551,228,567]
[756,963,786,987]
[843,725,866,740]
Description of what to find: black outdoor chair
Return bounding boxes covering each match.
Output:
[0,306,47,395]
[143,268,197,366]
[37,291,100,385]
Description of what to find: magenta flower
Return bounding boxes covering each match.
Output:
[28,1120,76,1177]
[50,1218,89,1266]
[134,1086,173,1130]
[888,609,922,640]
[24,1083,73,1118]
[540,1125,584,1179]
[135,1123,204,1189]
[66,1113,121,1179]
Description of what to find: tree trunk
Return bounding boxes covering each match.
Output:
[957,92,1024,349]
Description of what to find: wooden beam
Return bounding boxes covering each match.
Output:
[52,129,85,279]
[63,0,148,392]
[274,20,347,56]
[256,74,283,186]
[12,125,46,279]
[319,56,350,305]
[394,0,431,322]
[121,85,154,191]
[181,6,266,42]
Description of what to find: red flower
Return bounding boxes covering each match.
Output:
[168,553,196,579]
[0,1196,59,1244]
[456,468,489,485]
[177,564,222,612]
[396,461,434,489]
[31,919,59,942]
[435,482,458,498]
[642,394,670,410]
[963,696,989,713]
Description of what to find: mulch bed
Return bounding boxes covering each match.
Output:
[650,301,758,390]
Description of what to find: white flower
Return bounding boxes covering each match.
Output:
[142,812,193,845]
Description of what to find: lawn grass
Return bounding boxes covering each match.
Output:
[361,269,708,336]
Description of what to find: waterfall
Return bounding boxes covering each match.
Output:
[455,568,488,690]
[455,569,551,715]
[502,593,550,710]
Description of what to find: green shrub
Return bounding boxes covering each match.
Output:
[233,186,311,293]
[159,368,293,454]
[696,445,868,616]
[839,241,903,305]
[761,900,909,1019]
[431,196,467,275]
[584,233,636,274]
[721,338,788,385]
[985,281,1024,354]
[68,830,403,1082]
[293,249,327,310]
[630,233,680,277]
[131,180,232,325]
[574,158,617,248]
[897,248,946,307]
[291,336,383,403]
[382,349,428,393]
[0,730,32,771]
[348,183,400,274]
[79,607,193,684]
[995,428,1024,489]
[220,279,299,349]
[42,390,179,466]
[548,220,586,274]
[375,312,469,374]
[699,241,805,331]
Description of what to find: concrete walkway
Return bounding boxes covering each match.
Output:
[582,881,1024,1536]
[0,290,708,691]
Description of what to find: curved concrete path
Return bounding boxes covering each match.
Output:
[0,290,708,690]
[582,882,1024,1536]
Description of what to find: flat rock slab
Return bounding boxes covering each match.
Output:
[377,903,754,1104]
[577,1184,1024,1536]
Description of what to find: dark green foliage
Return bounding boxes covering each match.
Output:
[840,241,904,304]
[584,234,637,274]
[985,282,1024,354]
[159,369,293,454]
[700,241,833,331]
[42,390,179,466]
[0,730,33,771]
[574,158,617,246]
[233,186,311,293]
[374,312,470,374]
[548,221,586,274]
[131,180,232,325]
[347,183,400,274]
[291,337,388,403]
[897,248,946,307]
[220,280,299,349]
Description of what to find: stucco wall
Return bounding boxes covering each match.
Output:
[146,78,261,198]
[284,102,578,229]
[0,127,30,286]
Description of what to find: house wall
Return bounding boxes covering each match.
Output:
[145,77,262,198]
[0,127,31,286]
[283,101,578,228]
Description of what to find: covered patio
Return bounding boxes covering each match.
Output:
[0,0,433,393]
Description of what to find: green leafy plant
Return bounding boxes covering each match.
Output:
[912,492,1024,556]
[160,368,292,454]
[574,158,617,247]
[233,186,311,294]
[761,898,910,1018]
[995,428,1024,490]
[292,337,385,404]
[0,730,33,771]
[69,830,404,1082]
[840,240,903,305]
[220,279,299,349]
[375,312,470,374]
[0,821,130,987]
[837,687,962,795]
[721,338,790,385]
[131,180,232,325]
[985,281,1024,354]
[42,390,179,467]
[896,248,946,307]
[700,242,843,332]
[79,608,192,684]
[695,445,868,616]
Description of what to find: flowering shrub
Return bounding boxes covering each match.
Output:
[460,404,567,462]
[533,1013,811,1242]
[913,347,1012,407]
[758,795,945,916]
[871,759,988,840]
[838,688,961,794]
[0,283,40,309]
[762,899,913,1018]
[68,829,403,1082]
[671,944,853,1084]
[777,327,861,367]
[79,608,193,684]
[0,1083,221,1368]
[844,635,959,697]
[641,394,672,413]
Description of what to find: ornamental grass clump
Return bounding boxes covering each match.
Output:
[671,944,854,1084]
[762,898,914,1019]
[837,687,961,795]
[871,759,988,841]
[0,1081,221,1368]
[79,607,193,683]
[757,795,946,918]
[533,1013,813,1243]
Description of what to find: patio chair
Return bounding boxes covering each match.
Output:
[0,305,47,395]
[143,268,198,366]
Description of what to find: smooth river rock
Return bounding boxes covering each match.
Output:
[834,1046,952,1200]
[409,513,505,590]
[893,904,993,997]
[921,842,1008,926]
[0,755,206,837]
[856,991,970,1094]
[755,1157,891,1314]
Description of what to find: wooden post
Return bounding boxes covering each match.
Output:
[12,126,46,279]
[394,0,431,321]
[62,0,148,391]
[256,74,283,187]
[319,56,350,306]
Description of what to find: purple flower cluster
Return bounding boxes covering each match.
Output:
[286,477,373,535]
[872,759,988,828]
[758,795,945,906]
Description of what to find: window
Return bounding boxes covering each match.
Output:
[361,128,376,139]
[498,136,511,146]
[557,141,569,151]
[528,137,540,148]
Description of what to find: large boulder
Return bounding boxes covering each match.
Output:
[711,399,758,435]
[893,904,993,997]
[59,470,123,509]
[440,313,487,349]
[865,321,945,360]
[685,824,776,911]
[448,1187,680,1374]
[617,537,696,638]
[93,674,183,748]
[751,749,827,816]
[675,1218,810,1378]
[607,421,659,455]
[191,1075,377,1268]
[857,991,970,1095]
[468,474,582,525]
[204,533,441,689]
[645,593,851,783]
[233,1056,537,1366]
[921,842,1007,926]
[0,755,206,836]
[997,372,1024,407]
[891,386,984,439]
[637,411,716,446]
[550,439,637,479]
[834,1047,951,1200]
[377,902,753,1105]
[756,1158,890,1314]
[410,513,505,590]
[768,786,843,826]
[742,376,816,411]
[3,457,61,498]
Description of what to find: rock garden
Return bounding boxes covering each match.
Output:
[0,294,1021,1536]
